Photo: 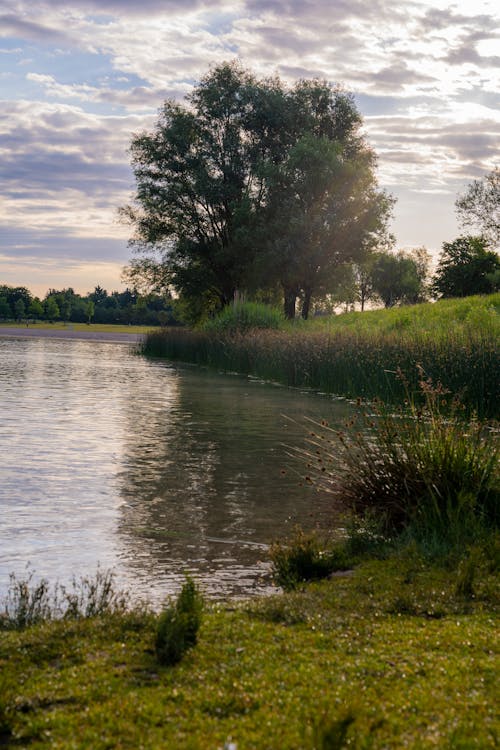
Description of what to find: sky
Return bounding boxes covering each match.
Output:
[0,0,498,298]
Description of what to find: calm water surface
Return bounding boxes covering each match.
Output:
[0,337,352,602]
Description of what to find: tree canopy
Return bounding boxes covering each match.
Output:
[455,168,499,248]
[123,61,393,319]
[368,248,429,308]
[432,236,500,298]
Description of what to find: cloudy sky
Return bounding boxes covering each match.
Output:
[0,0,498,297]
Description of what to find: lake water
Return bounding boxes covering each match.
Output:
[0,336,352,603]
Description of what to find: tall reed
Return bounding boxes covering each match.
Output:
[142,322,499,417]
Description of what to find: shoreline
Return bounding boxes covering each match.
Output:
[0,326,145,344]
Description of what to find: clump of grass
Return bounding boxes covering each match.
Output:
[155,576,203,666]
[202,301,284,334]
[0,567,129,630]
[454,546,485,600]
[269,527,352,590]
[58,568,129,619]
[0,571,52,629]
[297,371,499,555]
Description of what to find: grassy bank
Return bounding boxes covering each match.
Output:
[142,294,500,418]
[1,553,498,749]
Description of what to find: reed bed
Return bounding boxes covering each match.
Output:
[143,295,499,418]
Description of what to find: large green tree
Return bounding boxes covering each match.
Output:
[123,62,392,320]
[260,82,393,318]
[432,236,500,298]
[123,62,288,314]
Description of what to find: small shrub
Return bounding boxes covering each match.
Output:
[270,528,352,590]
[202,301,284,334]
[155,577,203,666]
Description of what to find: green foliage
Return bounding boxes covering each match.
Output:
[455,167,499,246]
[371,248,429,307]
[155,577,203,666]
[202,301,284,333]
[432,235,500,298]
[13,298,26,320]
[0,296,12,319]
[300,372,499,552]
[44,295,60,322]
[85,299,95,324]
[123,62,392,321]
[269,528,352,590]
[27,298,44,319]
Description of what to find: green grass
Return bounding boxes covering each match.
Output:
[142,294,500,418]
[0,322,156,334]
[1,555,498,749]
[202,301,285,334]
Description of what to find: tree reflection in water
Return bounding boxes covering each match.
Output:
[116,363,352,599]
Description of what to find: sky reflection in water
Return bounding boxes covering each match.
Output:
[0,337,352,602]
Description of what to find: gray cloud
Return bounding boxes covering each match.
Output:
[0,13,70,43]
[1,0,499,291]
[0,227,129,263]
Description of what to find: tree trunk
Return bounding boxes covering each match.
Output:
[301,288,312,320]
[283,286,297,319]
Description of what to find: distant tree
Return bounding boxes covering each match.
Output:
[60,300,71,323]
[0,285,32,310]
[324,264,358,313]
[0,296,12,319]
[371,249,429,308]
[14,298,26,321]
[455,168,499,247]
[45,297,60,322]
[432,236,500,298]
[85,300,95,324]
[90,285,108,305]
[28,299,44,320]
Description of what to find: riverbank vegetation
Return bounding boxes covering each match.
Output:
[142,293,499,418]
[1,550,497,749]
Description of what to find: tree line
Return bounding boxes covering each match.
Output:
[123,61,499,322]
[0,285,179,326]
